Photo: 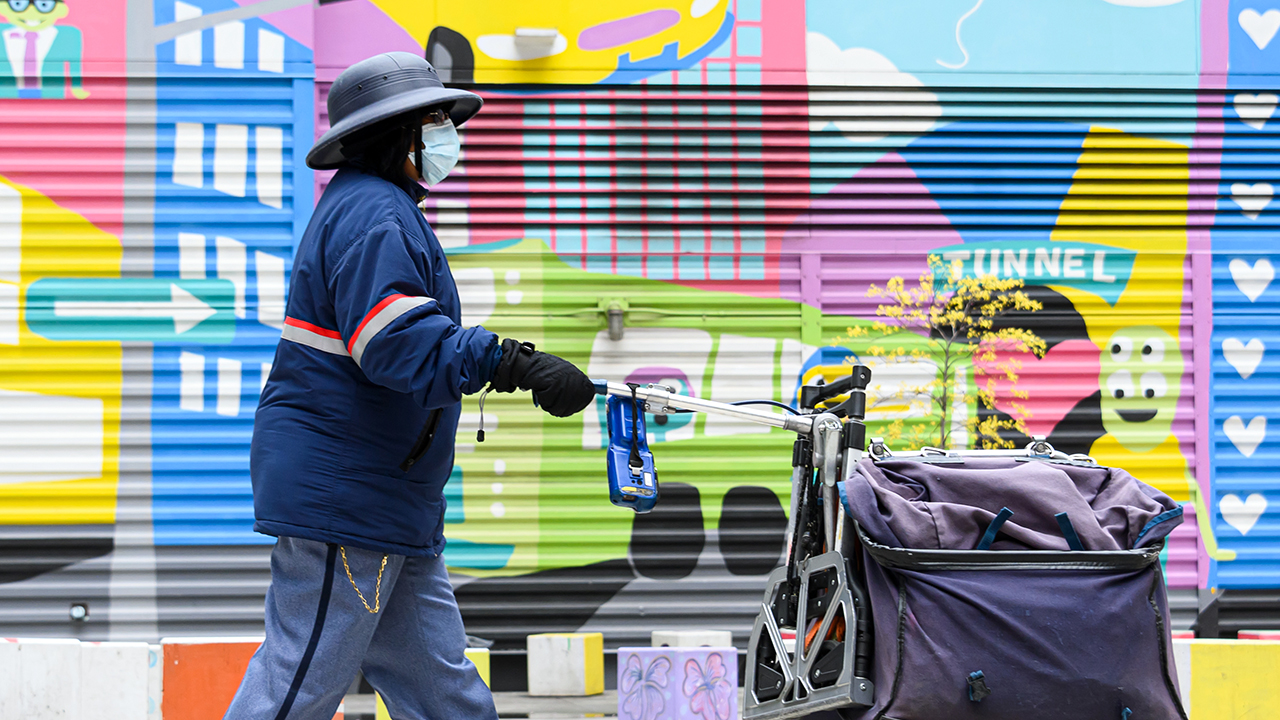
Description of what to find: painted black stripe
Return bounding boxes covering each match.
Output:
[274,543,338,720]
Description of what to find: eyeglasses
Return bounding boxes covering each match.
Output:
[423,109,451,127]
[6,0,61,13]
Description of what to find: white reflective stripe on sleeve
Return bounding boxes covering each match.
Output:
[281,319,350,357]
[349,295,433,367]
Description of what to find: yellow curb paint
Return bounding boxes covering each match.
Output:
[583,632,604,696]
[1190,640,1280,720]
[467,647,491,687]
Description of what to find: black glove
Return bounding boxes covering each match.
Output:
[489,338,596,418]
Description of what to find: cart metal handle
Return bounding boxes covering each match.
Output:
[592,379,815,435]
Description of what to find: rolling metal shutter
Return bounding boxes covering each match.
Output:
[3,0,1276,653]
[276,82,1221,648]
[149,73,310,635]
[1206,47,1280,627]
[418,84,808,649]
[145,0,313,636]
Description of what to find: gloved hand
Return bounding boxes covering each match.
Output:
[489,338,596,417]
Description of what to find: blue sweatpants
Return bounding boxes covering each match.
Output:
[223,537,497,720]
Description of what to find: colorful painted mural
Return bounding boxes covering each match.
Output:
[0,0,1278,645]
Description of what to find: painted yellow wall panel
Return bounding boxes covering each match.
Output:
[1090,434,1190,501]
[365,0,731,84]
[1046,131,1193,505]
[0,478,118,524]
[0,177,122,525]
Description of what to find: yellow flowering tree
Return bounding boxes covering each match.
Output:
[840,254,1046,449]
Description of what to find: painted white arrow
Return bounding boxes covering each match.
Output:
[53,283,217,334]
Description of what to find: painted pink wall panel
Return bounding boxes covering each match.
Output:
[1166,503,1199,589]
[314,0,419,78]
[0,83,128,238]
[0,0,127,235]
[233,0,314,48]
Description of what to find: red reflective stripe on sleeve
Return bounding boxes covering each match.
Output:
[281,317,349,357]
[284,316,342,339]
[348,294,410,354]
[348,294,433,367]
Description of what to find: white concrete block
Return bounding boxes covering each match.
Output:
[651,630,734,648]
[0,639,20,715]
[81,642,150,720]
[15,638,82,717]
[526,632,603,696]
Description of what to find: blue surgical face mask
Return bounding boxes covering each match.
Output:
[411,120,460,186]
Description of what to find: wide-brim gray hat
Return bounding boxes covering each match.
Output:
[307,52,482,170]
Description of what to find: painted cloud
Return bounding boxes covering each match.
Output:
[805,31,941,143]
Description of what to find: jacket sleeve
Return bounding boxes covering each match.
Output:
[328,219,499,407]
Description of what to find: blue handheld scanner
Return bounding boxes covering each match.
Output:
[606,393,658,513]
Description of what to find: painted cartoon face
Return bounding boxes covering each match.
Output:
[1098,326,1182,452]
[0,0,69,32]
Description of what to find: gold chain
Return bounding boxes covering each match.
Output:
[339,546,387,614]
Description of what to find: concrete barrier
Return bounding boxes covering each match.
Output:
[375,647,490,720]
[1174,638,1280,719]
[466,646,491,687]
[527,632,604,696]
[160,637,262,720]
[619,646,738,720]
[0,638,82,717]
[82,641,151,720]
[0,637,352,720]
[651,630,733,647]
[1237,629,1280,640]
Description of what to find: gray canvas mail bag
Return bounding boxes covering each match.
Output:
[839,455,1187,720]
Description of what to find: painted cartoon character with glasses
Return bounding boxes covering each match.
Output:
[0,0,88,99]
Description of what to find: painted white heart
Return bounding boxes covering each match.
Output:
[1236,92,1279,130]
[1223,338,1266,379]
[1230,257,1275,301]
[1240,8,1280,49]
[1231,182,1273,219]
[1221,493,1268,535]
[1224,415,1267,457]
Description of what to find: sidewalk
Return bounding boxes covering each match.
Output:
[342,690,620,719]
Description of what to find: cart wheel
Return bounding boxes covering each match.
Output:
[718,486,786,576]
[629,482,704,579]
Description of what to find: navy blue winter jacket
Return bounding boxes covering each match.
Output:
[251,166,499,556]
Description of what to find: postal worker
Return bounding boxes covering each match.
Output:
[223,52,596,719]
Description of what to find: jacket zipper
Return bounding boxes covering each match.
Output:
[399,408,444,472]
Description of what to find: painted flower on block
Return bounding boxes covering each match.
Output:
[620,653,670,720]
[683,653,734,720]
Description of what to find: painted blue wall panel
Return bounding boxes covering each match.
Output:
[1211,320,1280,587]
[150,68,310,545]
[1208,58,1280,587]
